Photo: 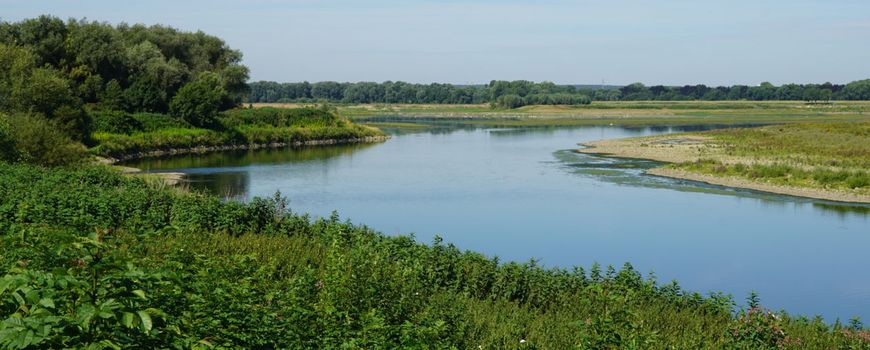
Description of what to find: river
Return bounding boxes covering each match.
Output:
[123,123,870,321]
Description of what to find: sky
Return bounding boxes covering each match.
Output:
[3,0,870,86]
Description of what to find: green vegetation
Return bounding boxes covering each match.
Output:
[672,122,870,195]
[2,14,870,349]
[0,16,249,141]
[0,16,382,164]
[248,79,870,106]
[323,100,870,128]
[90,107,383,160]
[2,163,870,349]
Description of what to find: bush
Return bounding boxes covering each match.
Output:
[219,107,345,128]
[5,113,87,166]
[133,112,192,132]
[0,115,18,162]
[90,110,143,134]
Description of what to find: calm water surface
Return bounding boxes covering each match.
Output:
[125,124,870,321]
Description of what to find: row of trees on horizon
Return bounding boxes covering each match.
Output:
[248,79,870,105]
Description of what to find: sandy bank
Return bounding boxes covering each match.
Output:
[578,137,870,204]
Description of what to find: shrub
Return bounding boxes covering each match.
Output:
[5,113,87,166]
[219,107,344,128]
[133,112,192,132]
[0,115,18,162]
[90,110,143,134]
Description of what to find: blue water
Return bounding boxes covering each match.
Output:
[125,124,870,321]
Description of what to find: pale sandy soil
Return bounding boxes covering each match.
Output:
[578,136,870,204]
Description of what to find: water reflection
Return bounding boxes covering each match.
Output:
[125,142,380,199]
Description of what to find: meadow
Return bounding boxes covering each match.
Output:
[250,101,870,128]
[579,122,870,203]
[672,122,870,195]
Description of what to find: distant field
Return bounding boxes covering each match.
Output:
[251,101,870,126]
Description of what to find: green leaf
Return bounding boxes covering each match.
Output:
[38,297,55,309]
[123,312,136,328]
[132,289,147,300]
[76,303,96,329]
[137,310,153,332]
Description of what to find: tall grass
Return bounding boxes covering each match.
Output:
[674,122,870,194]
[88,108,383,159]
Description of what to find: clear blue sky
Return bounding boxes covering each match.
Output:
[4,0,869,86]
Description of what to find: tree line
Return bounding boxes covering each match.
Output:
[249,79,870,106]
[0,15,249,143]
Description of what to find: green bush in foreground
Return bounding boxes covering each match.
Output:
[0,113,86,166]
[1,163,868,349]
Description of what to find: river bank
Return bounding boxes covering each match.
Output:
[254,101,870,127]
[578,123,870,203]
[97,135,390,163]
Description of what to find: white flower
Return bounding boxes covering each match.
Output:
[520,339,527,344]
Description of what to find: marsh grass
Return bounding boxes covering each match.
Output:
[674,122,870,194]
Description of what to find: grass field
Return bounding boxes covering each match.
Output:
[579,122,870,203]
[252,101,870,127]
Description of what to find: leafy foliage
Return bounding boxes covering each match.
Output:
[89,107,382,159]
[2,113,87,166]
[169,73,224,127]
[1,163,868,348]
[0,16,250,164]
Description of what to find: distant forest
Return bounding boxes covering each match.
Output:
[248,79,870,106]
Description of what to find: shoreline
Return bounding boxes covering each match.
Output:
[578,139,870,204]
[98,135,391,164]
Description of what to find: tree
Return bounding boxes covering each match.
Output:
[125,77,167,112]
[802,87,822,103]
[495,94,526,109]
[311,81,344,100]
[100,79,125,111]
[819,89,832,102]
[169,72,225,127]
[620,82,649,100]
[0,44,37,110]
[13,15,68,67]
[218,64,250,109]
[10,67,89,140]
[66,20,126,82]
[842,79,870,100]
